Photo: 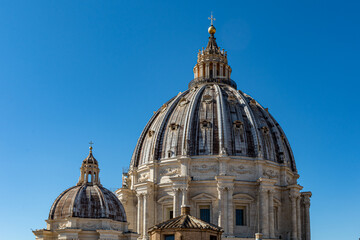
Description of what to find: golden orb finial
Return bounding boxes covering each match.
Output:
[89,141,94,153]
[208,25,216,34]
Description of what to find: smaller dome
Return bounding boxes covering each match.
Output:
[49,184,127,222]
[48,146,127,222]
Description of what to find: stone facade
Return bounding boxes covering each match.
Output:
[116,23,311,240]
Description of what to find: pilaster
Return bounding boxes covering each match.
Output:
[301,191,312,240]
[257,178,277,238]
[288,184,303,240]
[268,189,275,238]
[215,175,235,236]
[170,176,191,216]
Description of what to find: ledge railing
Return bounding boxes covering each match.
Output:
[188,77,237,89]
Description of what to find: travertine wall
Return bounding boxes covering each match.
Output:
[117,156,311,240]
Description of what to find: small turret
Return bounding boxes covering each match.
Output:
[77,143,101,185]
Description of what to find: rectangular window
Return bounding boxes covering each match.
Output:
[235,208,245,226]
[164,206,174,221]
[165,207,173,220]
[210,236,217,240]
[165,235,174,240]
[169,210,173,219]
[199,205,210,223]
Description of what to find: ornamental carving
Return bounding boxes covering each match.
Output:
[233,120,244,130]
[229,164,253,174]
[179,97,189,107]
[200,120,211,129]
[161,104,167,112]
[286,176,292,185]
[261,126,270,134]
[138,173,149,183]
[169,123,179,130]
[192,164,217,173]
[122,173,130,189]
[160,167,180,176]
[228,95,237,104]
[110,222,122,230]
[148,130,155,137]
[81,221,101,230]
[57,222,69,229]
[263,169,279,179]
[202,94,213,103]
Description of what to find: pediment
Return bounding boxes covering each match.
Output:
[157,195,173,204]
[233,193,255,203]
[192,193,216,201]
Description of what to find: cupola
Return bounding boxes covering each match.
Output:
[190,13,235,89]
[77,145,100,185]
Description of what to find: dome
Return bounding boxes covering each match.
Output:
[49,147,127,222]
[130,24,296,173]
[131,86,295,172]
[49,184,127,222]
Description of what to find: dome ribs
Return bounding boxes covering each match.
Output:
[130,96,173,167]
[154,91,190,160]
[258,106,286,163]
[130,83,297,173]
[182,86,206,156]
[227,89,247,156]
[50,185,127,222]
[233,91,261,157]
[214,85,226,155]
[268,114,297,171]
[251,104,276,161]
[197,86,215,155]
[49,186,78,220]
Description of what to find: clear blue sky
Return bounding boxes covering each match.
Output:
[1,1,359,239]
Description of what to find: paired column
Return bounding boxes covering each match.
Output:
[302,192,312,240]
[173,188,180,217]
[205,63,210,78]
[227,187,234,236]
[213,62,217,78]
[142,194,147,239]
[136,192,149,239]
[217,187,225,228]
[257,178,277,239]
[181,187,188,207]
[268,190,275,238]
[219,64,224,77]
[199,64,204,78]
[289,192,299,240]
[136,194,142,234]
[216,176,235,237]
[259,187,269,237]
[297,197,302,240]
[170,175,191,217]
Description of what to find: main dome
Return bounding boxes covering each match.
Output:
[130,28,296,173]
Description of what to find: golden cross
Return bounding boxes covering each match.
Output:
[208,12,216,26]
